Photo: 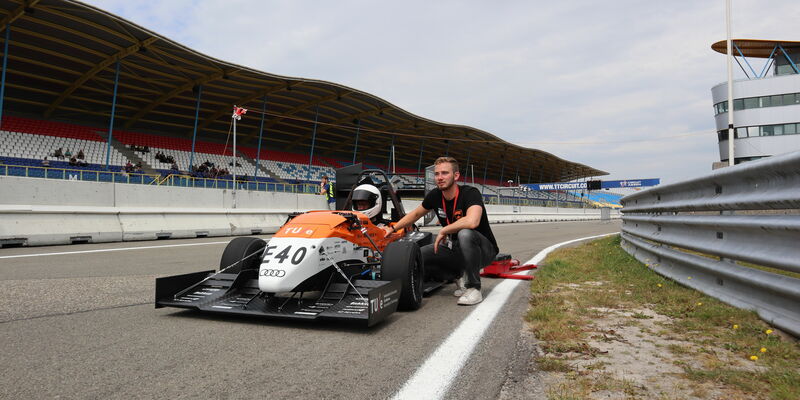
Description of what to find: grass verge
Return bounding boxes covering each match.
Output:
[526,234,800,400]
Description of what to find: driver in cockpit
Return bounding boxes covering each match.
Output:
[351,184,386,227]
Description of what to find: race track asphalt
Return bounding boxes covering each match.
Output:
[0,219,620,399]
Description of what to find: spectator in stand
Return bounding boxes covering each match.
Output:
[64,149,72,158]
[54,148,64,159]
[69,156,77,166]
[143,145,149,153]
[124,161,133,173]
[77,149,85,159]
[42,157,50,167]
[171,162,180,172]
[77,158,88,167]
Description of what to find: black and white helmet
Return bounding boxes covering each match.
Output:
[351,184,382,219]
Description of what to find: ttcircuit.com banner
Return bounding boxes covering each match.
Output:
[523,179,660,191]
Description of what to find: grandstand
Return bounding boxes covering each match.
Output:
[572,191,624,208]
[0,0,607,206]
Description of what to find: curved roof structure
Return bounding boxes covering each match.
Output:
[0,0,605,182]
[712,39,800,58]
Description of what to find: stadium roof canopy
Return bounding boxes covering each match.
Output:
[712,39,800,58]
[0,0,606,182]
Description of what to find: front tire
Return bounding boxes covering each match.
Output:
[220,237,266,274]
[381,240,424,311]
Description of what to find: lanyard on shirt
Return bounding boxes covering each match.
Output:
[441,185,459,225]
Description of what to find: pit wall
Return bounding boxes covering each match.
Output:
[0,176,618,246]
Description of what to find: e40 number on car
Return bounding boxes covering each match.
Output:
[263,245,307,265]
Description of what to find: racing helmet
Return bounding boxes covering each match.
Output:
[351,184,382,219]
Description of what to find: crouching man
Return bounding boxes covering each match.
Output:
[382,156,498,305]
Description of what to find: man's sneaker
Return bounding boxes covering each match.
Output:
[457,288,483,305]
[453,276,467,297]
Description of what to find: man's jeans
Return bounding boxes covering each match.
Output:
[420,229,497,290]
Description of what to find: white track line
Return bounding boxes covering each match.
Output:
[392,232,618,400]
[0,241,231,260]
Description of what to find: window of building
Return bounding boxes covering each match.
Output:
[748,126,760,137]
[774,125,784,135]
[714,92,800,115]
[743,98,759,109]
[786,124,797,134]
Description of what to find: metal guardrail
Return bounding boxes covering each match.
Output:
[619,151,800,337]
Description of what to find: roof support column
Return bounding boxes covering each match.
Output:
[499,155,506,186]
[189,85,202,172]
[416,140,424,175]
[759,45,779,78]
[481,158,488,195]
[0,25,10,130]
[778,44,800,74]
[526,164,533,184]
[387,135,395,173]
[306,105,319,182]
[351,119,360,164]
[105,60,120,171]
[444,140,450,157]
[464,149,471,182]
[254,95,267,178]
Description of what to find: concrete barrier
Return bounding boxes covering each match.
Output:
[0,176,617,247]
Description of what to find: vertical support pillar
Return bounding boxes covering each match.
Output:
[444,140,450,157]
[351,119,360,164]
[254,95,267,178]
[499,155,506,185]
[105,60,121,171]
[189,85,202,171]
[387,135,395,173]
[306,105,319,182]
[481,158,488,195]
[0,26,10,130]
[526,164,533,184]
[416,140,424,174]
[464,149,471,180]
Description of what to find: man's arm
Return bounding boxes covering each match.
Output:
[382,205,428,236]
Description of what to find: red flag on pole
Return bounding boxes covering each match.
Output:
[232,106,247,120]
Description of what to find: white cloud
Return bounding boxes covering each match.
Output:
[86,0,799,183]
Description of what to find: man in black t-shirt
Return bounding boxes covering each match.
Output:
[382,156,498,305]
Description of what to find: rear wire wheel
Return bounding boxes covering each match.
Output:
[381,240,424,311]
[220,237,266,274]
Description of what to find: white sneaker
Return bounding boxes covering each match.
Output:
[453,276,467,297]
[457,288,483,305]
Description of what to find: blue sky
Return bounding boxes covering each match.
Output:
[86,0,798,183]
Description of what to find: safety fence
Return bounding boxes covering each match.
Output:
[0,163,319,194]
[0,163,592,208]
[619,151,800,337]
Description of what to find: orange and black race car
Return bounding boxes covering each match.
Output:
[155,167,440,326]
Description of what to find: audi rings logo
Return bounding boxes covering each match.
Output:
[260,269,286,277]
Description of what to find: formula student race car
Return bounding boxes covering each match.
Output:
[155,166,441,326]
